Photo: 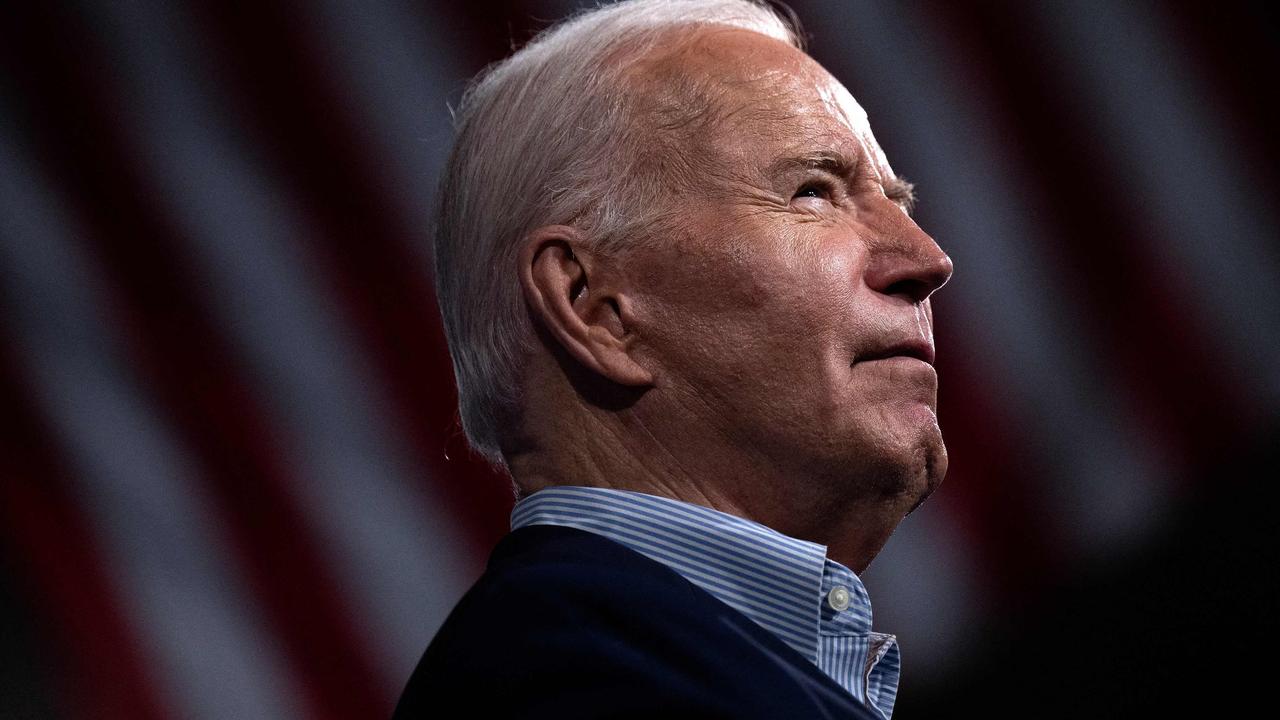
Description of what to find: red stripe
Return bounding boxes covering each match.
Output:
[0,340,171,720]
[2,6,392,718]
[1162,2,1280,197]
[926,0,1258,480]
[187,2,516,556]
[934,317,1069,602]
[797,5,1072,601]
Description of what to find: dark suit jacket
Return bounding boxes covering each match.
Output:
[394,524,883,719]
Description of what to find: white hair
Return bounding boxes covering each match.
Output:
[433,0,802,476]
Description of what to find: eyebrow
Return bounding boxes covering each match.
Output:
[884,176,917,216]
[769,150,859,180]
[769,150,919,216]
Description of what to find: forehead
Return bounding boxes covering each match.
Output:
[636,27,888,172]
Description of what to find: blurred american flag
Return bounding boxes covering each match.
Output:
[1,2,1276,718]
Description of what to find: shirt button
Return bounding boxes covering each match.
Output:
[827,586,851,611]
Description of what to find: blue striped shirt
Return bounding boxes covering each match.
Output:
[511,486,901,719]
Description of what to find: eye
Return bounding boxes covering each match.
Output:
[792,179,837,203]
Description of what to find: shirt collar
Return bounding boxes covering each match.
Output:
[509,485,878,663]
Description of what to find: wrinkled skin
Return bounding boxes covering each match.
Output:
[512,27,953,572]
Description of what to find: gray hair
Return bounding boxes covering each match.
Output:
[433,0,802,475]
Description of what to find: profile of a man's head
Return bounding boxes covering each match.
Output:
[434,0,952,572]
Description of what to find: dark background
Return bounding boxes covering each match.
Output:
[2,1,1276,718]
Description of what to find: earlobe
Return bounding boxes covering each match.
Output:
[518,226,654,387]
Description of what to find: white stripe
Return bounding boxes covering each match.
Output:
[81,1,480,690]
[513,491,828,603]
[862,502,979,681]
[1028,1,1280,407]
[309,0,463,244]
[513,486,903,697]
[517,488,829,568]
[517,508,819,652]
[518,488,904,713]
[0,129,307,720]
[516,493,826,587]
[826,0,1171,557]
[520,504,819,607]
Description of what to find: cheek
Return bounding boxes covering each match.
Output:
[710,239,866,364]
[778,239,864,344]
[633,226,868,376]
[802,243,860,305]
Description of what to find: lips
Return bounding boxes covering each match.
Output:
[856,338,935,366]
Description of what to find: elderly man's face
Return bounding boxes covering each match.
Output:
[625,29,953,512]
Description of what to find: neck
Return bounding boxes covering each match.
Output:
[506,393,909,573]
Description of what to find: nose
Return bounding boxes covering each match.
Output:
[863,215,953,304]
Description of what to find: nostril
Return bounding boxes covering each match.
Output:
[883,278,928,303]
[865,240,953,301]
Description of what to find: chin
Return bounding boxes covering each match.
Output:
[855,413,948,513]
[905,437,947,515]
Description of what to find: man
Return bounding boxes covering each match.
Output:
[397,0,952,717]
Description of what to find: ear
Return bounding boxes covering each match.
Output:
[518,225,653,387]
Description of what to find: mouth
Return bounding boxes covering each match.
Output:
[855,339,935,366]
